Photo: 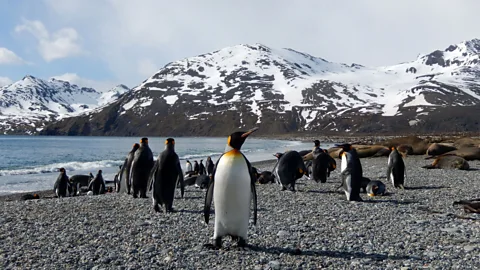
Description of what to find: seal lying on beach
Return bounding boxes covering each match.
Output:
[422,155,470,170]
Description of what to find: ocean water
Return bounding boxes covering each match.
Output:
[0,136,337,195]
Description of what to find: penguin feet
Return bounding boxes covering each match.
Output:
[153,204,161,213]
[237,237,247,248]
[203,237,223,250]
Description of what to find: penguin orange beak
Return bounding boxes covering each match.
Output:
[241,127,259,138]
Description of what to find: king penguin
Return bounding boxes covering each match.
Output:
[273,150,308,191]
[54,167,70,198]
[118,143,140,194]
[387,146,406,189]
[338,144,363,201]
[311,147,330,183]
[130,138,154,198]
[204,127,258,249]
[88,170,106,195]
[151,138,185,213]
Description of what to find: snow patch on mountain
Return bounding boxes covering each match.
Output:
[0,77,130,134]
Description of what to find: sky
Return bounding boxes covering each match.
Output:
[0,0,479,91]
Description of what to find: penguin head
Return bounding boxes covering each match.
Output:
[98,170,102,174]
[140,137,149,145]
[273,152,283,159]
[313,140,321,147]
[33,194,40,199]
[227,127,258,150]
[323,149,329,154]
[132,143,140,150]
[335,143,353,152]
[58,167,66,173]
[164,138,175,150]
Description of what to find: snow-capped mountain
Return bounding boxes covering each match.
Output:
[0,76,130,134]
[42,38,480,136]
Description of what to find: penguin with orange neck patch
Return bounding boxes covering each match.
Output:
[337,143,363,201]
[204,127,258,249]
[387,146,406,189]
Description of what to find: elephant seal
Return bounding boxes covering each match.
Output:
[422,155,470,170]
[426,143,457,156]
[382,136,429,155]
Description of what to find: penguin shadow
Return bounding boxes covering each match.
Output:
[245,245,415,261]
[403,185,448,191]
[362,199,419,205]
[175,196,202,200]
[305,189,343,195]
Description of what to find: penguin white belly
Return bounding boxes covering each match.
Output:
[213,154,251,239]
[341,154,347,172]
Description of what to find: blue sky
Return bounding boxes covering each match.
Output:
[1,0,479,91]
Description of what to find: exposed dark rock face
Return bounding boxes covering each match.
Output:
[9,40,480,136]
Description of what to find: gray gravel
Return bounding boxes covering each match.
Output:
[1,156,480,269]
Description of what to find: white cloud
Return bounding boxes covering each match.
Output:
[51,73,117,92]
[0,76,13,87]
[137,59,159,78]
[0,48,26,65]
[15,19,84,62]
[43,0,480,86]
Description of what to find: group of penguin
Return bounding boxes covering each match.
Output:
[53,168,111,198]
[52,127,408,249]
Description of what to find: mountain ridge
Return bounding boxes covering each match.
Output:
[9,38,480,136]
[0,76,131,134]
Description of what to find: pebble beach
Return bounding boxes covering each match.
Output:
[1,156,480,269]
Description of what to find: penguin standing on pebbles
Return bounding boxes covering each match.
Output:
[118,143,140,194]
[151,138,184,213]
[88,170,106,195]
[387,146,406,189]
[54,168,70,198]
[204,127,258,249]
[206,156,215,176]
[273,151,308,191]
[130,138,154,198]
[337,143,363,201]
[311,147,330,183]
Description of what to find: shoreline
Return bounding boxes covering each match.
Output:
[0,159,279,202]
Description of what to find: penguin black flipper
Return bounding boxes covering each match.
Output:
[204,178,215,224]
[148,160,159,192]
[242,153,258,226]
[176,161,185,198]
[204,154,223,224]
